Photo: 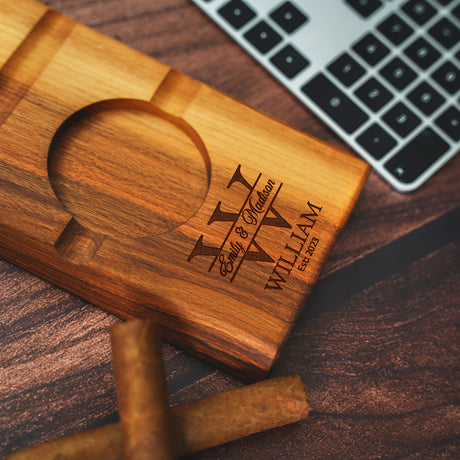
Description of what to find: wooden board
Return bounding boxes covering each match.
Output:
[0,0,369,379]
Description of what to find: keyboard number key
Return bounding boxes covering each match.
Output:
[383,102,421,137]
[355,77,393,112]
[327,53,366,87]
[301,74,369,134]
[270,44,309,79]
[380,57,417,90]
[269,1,308,34]
[404,37,441,70]
[244,21,282,54]
[402,0,437,25]
[385,128,449,183]
[377,14,414,45]
[218,0,256,30]
[435,106,460,141]
[407,82,445,115]
[352,33,390,66]
[431,61,460,94]
[429,18,460,50]
[357,123,397,159]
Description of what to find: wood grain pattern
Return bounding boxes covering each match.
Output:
[36,0,460,276]
[0,0,369,379]
[1,0,459,458]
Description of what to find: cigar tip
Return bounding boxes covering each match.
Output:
[109,317,159,337]
[287,374,310,417]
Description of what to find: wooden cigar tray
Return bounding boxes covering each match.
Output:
[0,0,369,379]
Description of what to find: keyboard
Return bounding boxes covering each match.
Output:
[191,0,460,192]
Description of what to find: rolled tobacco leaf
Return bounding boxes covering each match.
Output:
[171,373,310,456]
[5,423,123,460]
[110,318,174,460]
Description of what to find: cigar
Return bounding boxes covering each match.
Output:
[171,374,310,456]
[110,318,174,460]
[5,423,122,460]
[6,375,309,459]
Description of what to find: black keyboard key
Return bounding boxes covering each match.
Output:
[435,106,460,141]
[218,0,256,30]
[244,21,282,54]
[429,18,460,50]
[434,0,453,5]
[380,57,417,90]
[270,44,309,78]
[269,1,308,34]
[345,0,383,18]
[377,14,414,45]
[355,77,393,112]
[408,82,445,115]
[357,123,397,159]
[383,102,421,137]
[404,37,441,70]
[402,0,437,25]
[353,33,390,66]
[431,61,460,94]
[301,74,369,134]
[327,53,366,87]
[454,4,460,21]
[384,128,449,183]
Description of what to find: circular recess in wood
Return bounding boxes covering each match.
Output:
[48,99,211,238]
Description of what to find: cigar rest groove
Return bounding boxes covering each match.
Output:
[0,0,370,379]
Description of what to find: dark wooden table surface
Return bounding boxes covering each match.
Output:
[1,1,459,458]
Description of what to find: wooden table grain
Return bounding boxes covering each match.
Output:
[1,1,459,458]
